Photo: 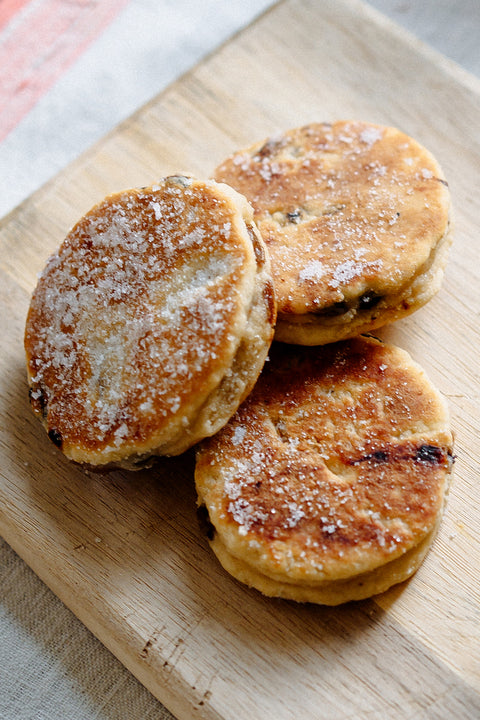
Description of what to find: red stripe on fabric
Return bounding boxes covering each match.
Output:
[0,0,31,32]
[0,0,131,142]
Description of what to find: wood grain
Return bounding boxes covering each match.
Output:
[1,0,479,717]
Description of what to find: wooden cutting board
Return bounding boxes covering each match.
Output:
[1,0,479,717]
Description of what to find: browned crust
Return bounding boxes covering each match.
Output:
[195,337,454,601]
[25,176,275,467]
[214,121,451,342]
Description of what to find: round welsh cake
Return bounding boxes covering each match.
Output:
[214,121,452,345]
[195,336,454,604]
[24,176,276,469]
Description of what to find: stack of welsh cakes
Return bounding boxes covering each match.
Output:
[25,120,454,604]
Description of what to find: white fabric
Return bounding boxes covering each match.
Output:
[0,541,173,719]
[0,0,275,218]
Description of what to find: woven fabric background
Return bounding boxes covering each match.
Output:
[0,541,174,719]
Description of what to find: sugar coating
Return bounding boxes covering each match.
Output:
[25,180,255,457]
[196,338,453,580]
[214,120,450,317]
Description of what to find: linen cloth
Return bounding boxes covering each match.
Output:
[0,0,275,218]
[1,1,479,719]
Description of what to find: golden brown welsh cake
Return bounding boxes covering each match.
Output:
[214,121,452,345]
[24,175,276,469]
[195,336,454,604]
